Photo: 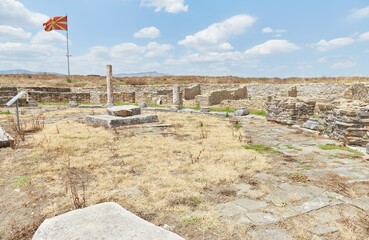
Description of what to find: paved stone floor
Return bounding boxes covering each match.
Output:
[215,116,369,239]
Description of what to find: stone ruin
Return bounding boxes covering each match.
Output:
[86,104,158,128]
[265,83,369,146]
[195,86,247,106]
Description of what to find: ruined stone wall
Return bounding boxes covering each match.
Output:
[99,92,135,103]
[28,91,91,103]
[183,84,201,100]
[247,83,350,100]
[265,97,316,125]
[316,100,369,146]
[266,96,369,146]
[195,86,247,106]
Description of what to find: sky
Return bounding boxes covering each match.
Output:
[1,0,369,77]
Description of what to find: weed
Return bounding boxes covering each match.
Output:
[248,108,267,117]
[288,172,308,183]
[243,144,280,154]
[170,195,202,208]
[12,176,31,188]
[189,148,205,163]
[234,124,242,130]
[319,144,363,156]
[65,78,74,83]
[284,144,302,151]
[180,215,200,224]
[146,102,170,108]
[0,110,11,115]
[63,160,86,209]
[209,106,235,112]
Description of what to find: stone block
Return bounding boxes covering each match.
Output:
[234,108,249,116]
[107,105,141,117]
[0,126,14,148]
[32,202,184,240]
[86,114,158,128]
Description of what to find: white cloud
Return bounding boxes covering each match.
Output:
[179,51,245,63]
[0,0,49,27]
[140,0,188,13]
[245,40,299,55]
[262,27,273,33]
[331,61,356,69]
[359,31,369,41]
[145,42,173,57]
[178,14,256,51]
[0,25,31,40]
[31,31,67,45]
[134,26,160,39]
[110,43,145,59]
[315,37,354,51]
[262,27,286,35]
[349,5,369,19]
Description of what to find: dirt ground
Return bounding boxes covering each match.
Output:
[0,106,368,240]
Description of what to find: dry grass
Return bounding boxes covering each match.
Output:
[0,108,271,239]
[1,74,369,88]
[315,172,357,198]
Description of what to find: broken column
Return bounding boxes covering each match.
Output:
[106,65,114,106]
[171,85,182,110]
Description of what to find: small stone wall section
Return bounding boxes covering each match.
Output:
[265,97,316,125]
[195,86,247,106]
[183,84,201,100]
[316,100,369,146]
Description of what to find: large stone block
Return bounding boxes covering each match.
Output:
[32,202,184,240]
[86,114,158,128]
[0,126,14,148]
[107,105,141,117]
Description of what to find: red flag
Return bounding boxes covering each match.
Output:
[43,16,68,31]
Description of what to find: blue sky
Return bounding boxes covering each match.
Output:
[1,0,369,77]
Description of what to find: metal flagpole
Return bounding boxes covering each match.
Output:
[66,13,71,76]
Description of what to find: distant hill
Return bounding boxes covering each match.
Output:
[114,71,168,77]
[0,69,64,75]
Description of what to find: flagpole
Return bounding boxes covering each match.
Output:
[66,13,70,76]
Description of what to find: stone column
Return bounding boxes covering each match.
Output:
[106,65,114,106]
[171,85,182,110]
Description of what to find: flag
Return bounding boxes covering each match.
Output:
[43,16,68,31]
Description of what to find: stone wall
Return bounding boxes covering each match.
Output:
[316,100,369,146]
[195,86,247,106]
[99,92,135,103]
[265,97,316,125]
[183,84,201,100]
[28,91,91,103]
[247,83,349,100]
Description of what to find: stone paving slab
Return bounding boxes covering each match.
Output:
[248,228,292,240]
[85,114,158,128]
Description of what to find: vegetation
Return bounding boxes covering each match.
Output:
[209,106,235,112]
[0,110,11,115]
[284,144,303,151]
[318,144,363,156]
[243,144,280,154]
[248,108,267,117]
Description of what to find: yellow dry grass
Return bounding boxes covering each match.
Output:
[1,74,369,88]
[0,108,270,239]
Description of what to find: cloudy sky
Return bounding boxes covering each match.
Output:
[1,0,369,77]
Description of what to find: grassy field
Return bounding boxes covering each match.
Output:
[1,74,369,88]
[0,107,270,239]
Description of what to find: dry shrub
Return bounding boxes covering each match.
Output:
[316,172,356,198]
[63,160,87,209]
[9,215,45,240]
[339,212,369,239]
